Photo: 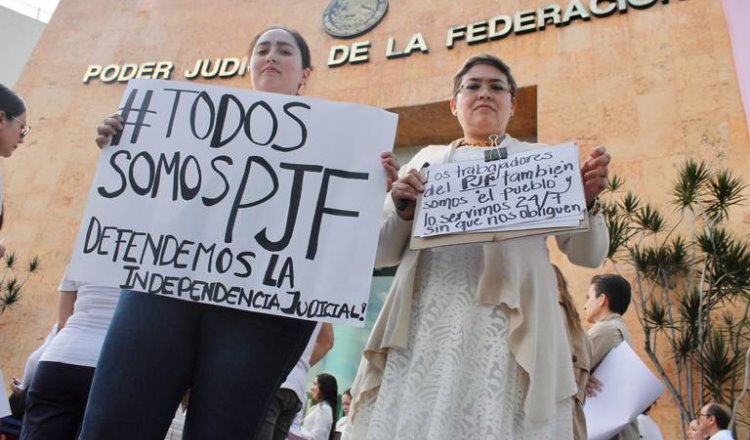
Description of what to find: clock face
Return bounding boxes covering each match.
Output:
[322,0,389,39]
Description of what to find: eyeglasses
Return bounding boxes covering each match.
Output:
[10,115,31,138]
[458,80,513,96]
[696,412,712,419]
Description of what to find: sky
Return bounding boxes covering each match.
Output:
[0,0,59,22]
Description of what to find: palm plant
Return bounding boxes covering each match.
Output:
[602,159,750,438]
[0,250,41,315]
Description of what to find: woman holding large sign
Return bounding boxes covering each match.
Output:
[82,27,399,439]
[346,54,611,439]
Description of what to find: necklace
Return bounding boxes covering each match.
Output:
[456,138,494,147]
[456,133,503,147]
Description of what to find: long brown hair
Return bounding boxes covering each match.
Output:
[315,373,339,440]
[553,265,584,335]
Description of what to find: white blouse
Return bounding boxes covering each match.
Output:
[301,402,333,440]
[39,268,121,367]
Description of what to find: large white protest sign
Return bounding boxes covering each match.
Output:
[584,342,665,440]
[68,79,398,326]
[413,143,585,238]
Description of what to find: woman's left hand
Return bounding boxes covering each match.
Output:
[381,152,400,192]
[581,145,610,208]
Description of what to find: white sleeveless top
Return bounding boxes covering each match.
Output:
[40,268,121,367]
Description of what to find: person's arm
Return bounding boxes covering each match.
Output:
[58,290,77,330]
[588,324,621,370]
[16,322,59,395]
[374,151,428,268]
[555,212,609,267]
[309,323,334,367]
[586,326,620,398]
[555,146,611,267]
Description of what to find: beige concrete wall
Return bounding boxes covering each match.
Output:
[1,0,747,437]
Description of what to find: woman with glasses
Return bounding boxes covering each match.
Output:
[0,84,30,250]
[346,53,611,440]
[0,84,29,159]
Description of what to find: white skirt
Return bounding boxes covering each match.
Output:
[346,244,572,440]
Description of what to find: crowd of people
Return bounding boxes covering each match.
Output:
[0,22,739,440]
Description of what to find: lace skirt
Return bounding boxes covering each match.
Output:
[346,244,572,440]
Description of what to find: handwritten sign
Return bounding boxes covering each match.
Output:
[68,79,398,326]
[414,143,585,237]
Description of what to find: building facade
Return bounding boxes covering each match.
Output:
[1,0,748,437]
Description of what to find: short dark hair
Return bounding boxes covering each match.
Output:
[250,26,313,70]
[452,53,517,97]
[591,274,631,315]
[343,388,351,398]
[706,403,731,430]
[0,84,26,119]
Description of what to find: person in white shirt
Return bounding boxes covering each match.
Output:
[20,268,120,439]
[334,389,351,434]
[301,373,338,440]
[8,325,57,419]
[697,403,734,440]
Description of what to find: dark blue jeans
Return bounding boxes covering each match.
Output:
[254,388,303,440]
[21,361,95,440]
[79,290,315,440]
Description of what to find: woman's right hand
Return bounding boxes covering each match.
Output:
[391,168,426,221]
[95,113,123,149]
